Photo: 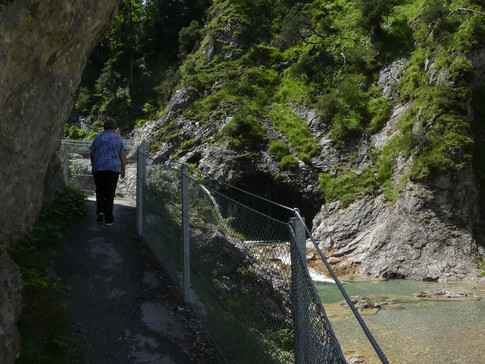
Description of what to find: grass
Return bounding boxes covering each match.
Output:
[269,141,299,170]
[221,113,267,149]
[9,185,86,364]
[319,168,379,207]
[269,104,321,163]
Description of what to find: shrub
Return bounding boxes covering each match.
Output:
[368,96,392,131]
[379,15,414,59]
[269,140,290,160]
[179,20,202,58]
[319,168,379,207]
[10,186,86,364]
[448,55,474,82]
[153,68,182,109]
[357,0,401,35]
[74,86,91,111]
[241,44,286,67]
[65,125,98,140]
[135,118,147,128]
[222,114,267,149]
[276,2,312,49]
[280,154,298,170]
[417,0,449,31]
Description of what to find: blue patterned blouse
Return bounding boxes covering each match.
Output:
[89,130,126,173]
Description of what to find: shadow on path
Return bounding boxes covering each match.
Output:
[55,198,218,364]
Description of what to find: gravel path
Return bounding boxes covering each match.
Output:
[55,198,219,364]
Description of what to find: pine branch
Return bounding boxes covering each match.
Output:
[310,27,326,40]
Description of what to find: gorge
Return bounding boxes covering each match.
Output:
[2,0,485,362]
[126,1,485,282]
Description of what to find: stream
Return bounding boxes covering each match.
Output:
[315,278,485,363]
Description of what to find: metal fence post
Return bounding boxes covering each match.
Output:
[290,215,308,364]
[62,141,68,183]
[292,215,306,264]
[181,164,191,304]
[136,141,146,237]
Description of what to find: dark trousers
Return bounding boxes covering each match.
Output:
[93,170,119,223]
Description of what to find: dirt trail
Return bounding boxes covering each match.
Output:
[55,198,218,364]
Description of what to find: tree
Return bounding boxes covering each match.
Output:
[107,0,145,83]
[277,2,324,49]
[74,0,211,119]
[357,0,400,35]
[142,0,210,66]
[179,20,202,58]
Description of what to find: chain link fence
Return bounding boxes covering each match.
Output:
[136,142,349,364]
[61,139,388,364]
[60,139,137,197]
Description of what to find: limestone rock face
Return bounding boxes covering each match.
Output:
[311,55,485,282]
[43,151,65,202]
[312,170,482,280]
[0,1,119,362]
[130,94,325,222]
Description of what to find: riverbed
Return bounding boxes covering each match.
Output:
[315,278,485,363]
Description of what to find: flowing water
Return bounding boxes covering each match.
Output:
[315,278,485,363]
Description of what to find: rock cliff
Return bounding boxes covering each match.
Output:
[129,8,485,283]
[0,1,118,362]
[312,169,482,280]
[311,55,485,281]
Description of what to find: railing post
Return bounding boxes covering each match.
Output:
[62,141,68,183]
[136,141,146,237]
[181,164,191,304]
[291,215,306,264]
[290,214,308,364]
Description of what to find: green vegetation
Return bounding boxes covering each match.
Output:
[9,186,86,364]
[368,96,392,132]
[221,114,267,149]
[269,104,321,163]
[269,141,290,160]
[64,125,99,140]
[319,168,379,207]
[73,0,211,126]
[270,141,299,170]
[311,0,484,202]
[75,0,485,205]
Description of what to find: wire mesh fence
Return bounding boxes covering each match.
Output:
[61,138,388,363]
[289,221,346,364]
[138,156,184,286]
[187,176,294,363]
[136,142,348,364]
[60,139,137,196]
